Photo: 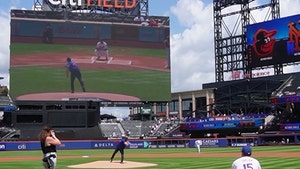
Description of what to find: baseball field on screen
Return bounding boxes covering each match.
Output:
[9,43,171,101]
[0,146,300,169]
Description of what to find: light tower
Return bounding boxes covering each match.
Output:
[213,0,280,82]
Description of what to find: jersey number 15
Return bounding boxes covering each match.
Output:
[243,163,253,169]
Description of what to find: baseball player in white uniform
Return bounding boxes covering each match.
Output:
[95,41,108,61]
[195,140,202,153]
[231,145,262,169]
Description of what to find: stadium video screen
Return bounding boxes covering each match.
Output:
[246,14,300,68]
[10,10,171,102]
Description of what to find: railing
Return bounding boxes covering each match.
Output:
[271,75,294,97]
[0,129,20,141]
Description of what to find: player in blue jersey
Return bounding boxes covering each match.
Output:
[110,136,130,164]
[65,57,86,93]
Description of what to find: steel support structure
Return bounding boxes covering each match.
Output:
[213,0,280,82]
[271,0,282,75]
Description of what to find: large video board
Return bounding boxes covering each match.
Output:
[247,14,300,68]
[10,10,171,102]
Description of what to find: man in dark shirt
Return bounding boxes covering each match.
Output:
[65,57,86,93]
[110,136,130,164]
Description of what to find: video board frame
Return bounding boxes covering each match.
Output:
[10,10,171,102]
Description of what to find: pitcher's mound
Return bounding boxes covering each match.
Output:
[68,160,157,168]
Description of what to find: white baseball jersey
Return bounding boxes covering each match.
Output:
[195,140,202,146]
[96,41,107,51]
[231,156,261,169]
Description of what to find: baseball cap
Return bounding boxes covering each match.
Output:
[241,146,252,156]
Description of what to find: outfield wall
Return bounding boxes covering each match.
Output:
[1,136,299,151]
[11,17,169,48]
[0,138,226,151]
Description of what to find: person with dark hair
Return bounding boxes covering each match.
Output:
[38,125,61,169]
[65,57,86,93]
[231,145,262,169]
[110,136,130,164]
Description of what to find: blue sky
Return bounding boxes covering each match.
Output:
[1,0,300,95]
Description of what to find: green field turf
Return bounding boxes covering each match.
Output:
[0,146,300,169]
[9,67,170,100]
[10,43,165,58]
[9,43,170,101]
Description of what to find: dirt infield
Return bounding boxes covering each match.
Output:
[66,151,300,168]
[68,160,157,168]
[1,152,300,162]
[10,52,169,72]
[16,92,141,101]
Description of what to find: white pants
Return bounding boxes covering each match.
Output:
[95,49,108,60]
[43,152,57,169]
[196,145,201,153]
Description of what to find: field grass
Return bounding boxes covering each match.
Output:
[9,67,170,100]
[10,43,165,58]
[0,146,300,169]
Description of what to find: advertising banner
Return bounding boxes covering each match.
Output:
[183,119,263,130]
[149,144,186,148]
[0,142,40,151]
[280,123,300,131]
[189,139,228,148]
[0,140,150,151]
[91,140,149,149]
